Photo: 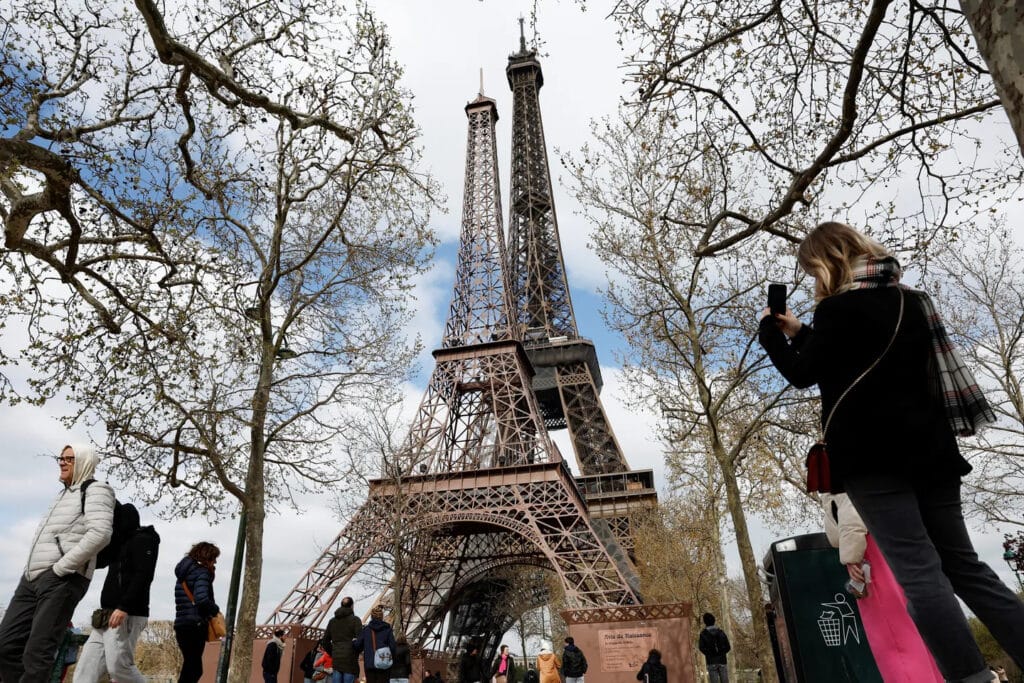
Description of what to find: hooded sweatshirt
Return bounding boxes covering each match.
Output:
[99,503,161,615]
[326,603,363,673]
[25,443,115,580]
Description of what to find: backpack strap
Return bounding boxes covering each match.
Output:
[80,479,96,514]
[181,580,196,604]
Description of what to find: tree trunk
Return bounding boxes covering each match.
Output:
[227,347,274,683]
[960,1,1024,156]
[716,448,777,683]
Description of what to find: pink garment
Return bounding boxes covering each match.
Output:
[859,536,944,682]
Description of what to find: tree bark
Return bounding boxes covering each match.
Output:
[961,1,1024,156]
[717,448,777,683]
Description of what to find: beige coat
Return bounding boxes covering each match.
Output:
[536,652,560,683]
[24,445,114,580]
[821,492,868,565]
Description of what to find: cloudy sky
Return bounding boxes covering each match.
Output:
[1,0,1019,633]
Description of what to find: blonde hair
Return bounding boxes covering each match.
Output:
[797,222,890,300]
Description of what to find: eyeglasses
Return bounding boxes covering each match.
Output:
[56,456,75,464]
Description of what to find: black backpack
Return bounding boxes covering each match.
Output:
[80,479,126,569]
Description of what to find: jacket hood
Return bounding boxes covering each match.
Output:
[564,644,578,652]
[67,443,99,486]
[175,556,198,579]
[705,624,722,632]
[367,618,390,631]
[647,651,662,664]
[334,604,354,619]
[117,503,141,536]
[538,652,553,660]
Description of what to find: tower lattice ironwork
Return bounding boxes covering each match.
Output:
[265,91,638,658]
[505,27,656,550]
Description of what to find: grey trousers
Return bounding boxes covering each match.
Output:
[845,474,1024,683]
[707,663,729,683]
[72,615,148,683]
[0,568,90,683]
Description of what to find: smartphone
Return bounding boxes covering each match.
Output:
[767,284,787,316]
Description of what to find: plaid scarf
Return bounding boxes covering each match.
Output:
[843,256,997,436]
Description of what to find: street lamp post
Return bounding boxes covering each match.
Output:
[216,508,248,683]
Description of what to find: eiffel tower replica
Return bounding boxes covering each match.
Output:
[266,84,638,658]
[505,24,656,553]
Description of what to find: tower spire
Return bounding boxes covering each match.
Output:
[518,15,526,53]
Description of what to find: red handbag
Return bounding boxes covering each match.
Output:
[806,288,904,494]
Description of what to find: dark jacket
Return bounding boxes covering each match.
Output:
[561,645,587,677]
[490,652,517,682]
[390,641,412,678]
[173,556,219,627]
[758,288,969,491]
[636,651,666,683]
[263,638,284,674]
[698,625,730,666]
[459,650,483,683]
[99,504,159,616]
[326,604,363,673]
[353,618,395,671]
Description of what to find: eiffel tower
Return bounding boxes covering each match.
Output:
[505,24,656,552]
[266,86,638,659]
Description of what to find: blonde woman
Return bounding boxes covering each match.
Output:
[759,221,1024,682]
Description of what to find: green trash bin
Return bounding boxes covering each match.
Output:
[763,533,882,682]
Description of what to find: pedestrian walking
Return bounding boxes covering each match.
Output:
[73,503,160,683]
[561,637,587,683]
[173,541,220,683]
[0,444,115,683]
[822,493,942,682]
[698,613,730,683]
[490,644,517,683]
[759,221,1024,681]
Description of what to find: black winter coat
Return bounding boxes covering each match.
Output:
[99,504,159,616]
[390,641,412,678]
[490,653,517,682]
[698,626,730,666]
[636,652,666,683]
[173,557,219,628]
[561,645,587,677]
[326,605,363,673]
[263,640,284,674]
[353,618,395,672]
[459,651,483,683]
[759,287,970,491]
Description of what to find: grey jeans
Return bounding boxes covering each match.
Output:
[72,615,148,683]
[707,663,728,683]
[845,474,1024,682]
[0,568,90,683]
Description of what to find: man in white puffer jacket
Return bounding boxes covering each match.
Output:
[0,443,115,683]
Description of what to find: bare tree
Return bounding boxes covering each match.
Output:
[923,221,1024,526]
[2,3,437,681]
[565,110,825,682]
[607,0,1021,256]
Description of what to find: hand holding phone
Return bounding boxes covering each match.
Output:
[767,284,787,316]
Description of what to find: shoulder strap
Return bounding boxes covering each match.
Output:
[181,580,196,604]
[822,288,904,440]
[371,628,377,651]
[80,479,96,514]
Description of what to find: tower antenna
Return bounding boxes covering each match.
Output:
[518,15,526,52]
